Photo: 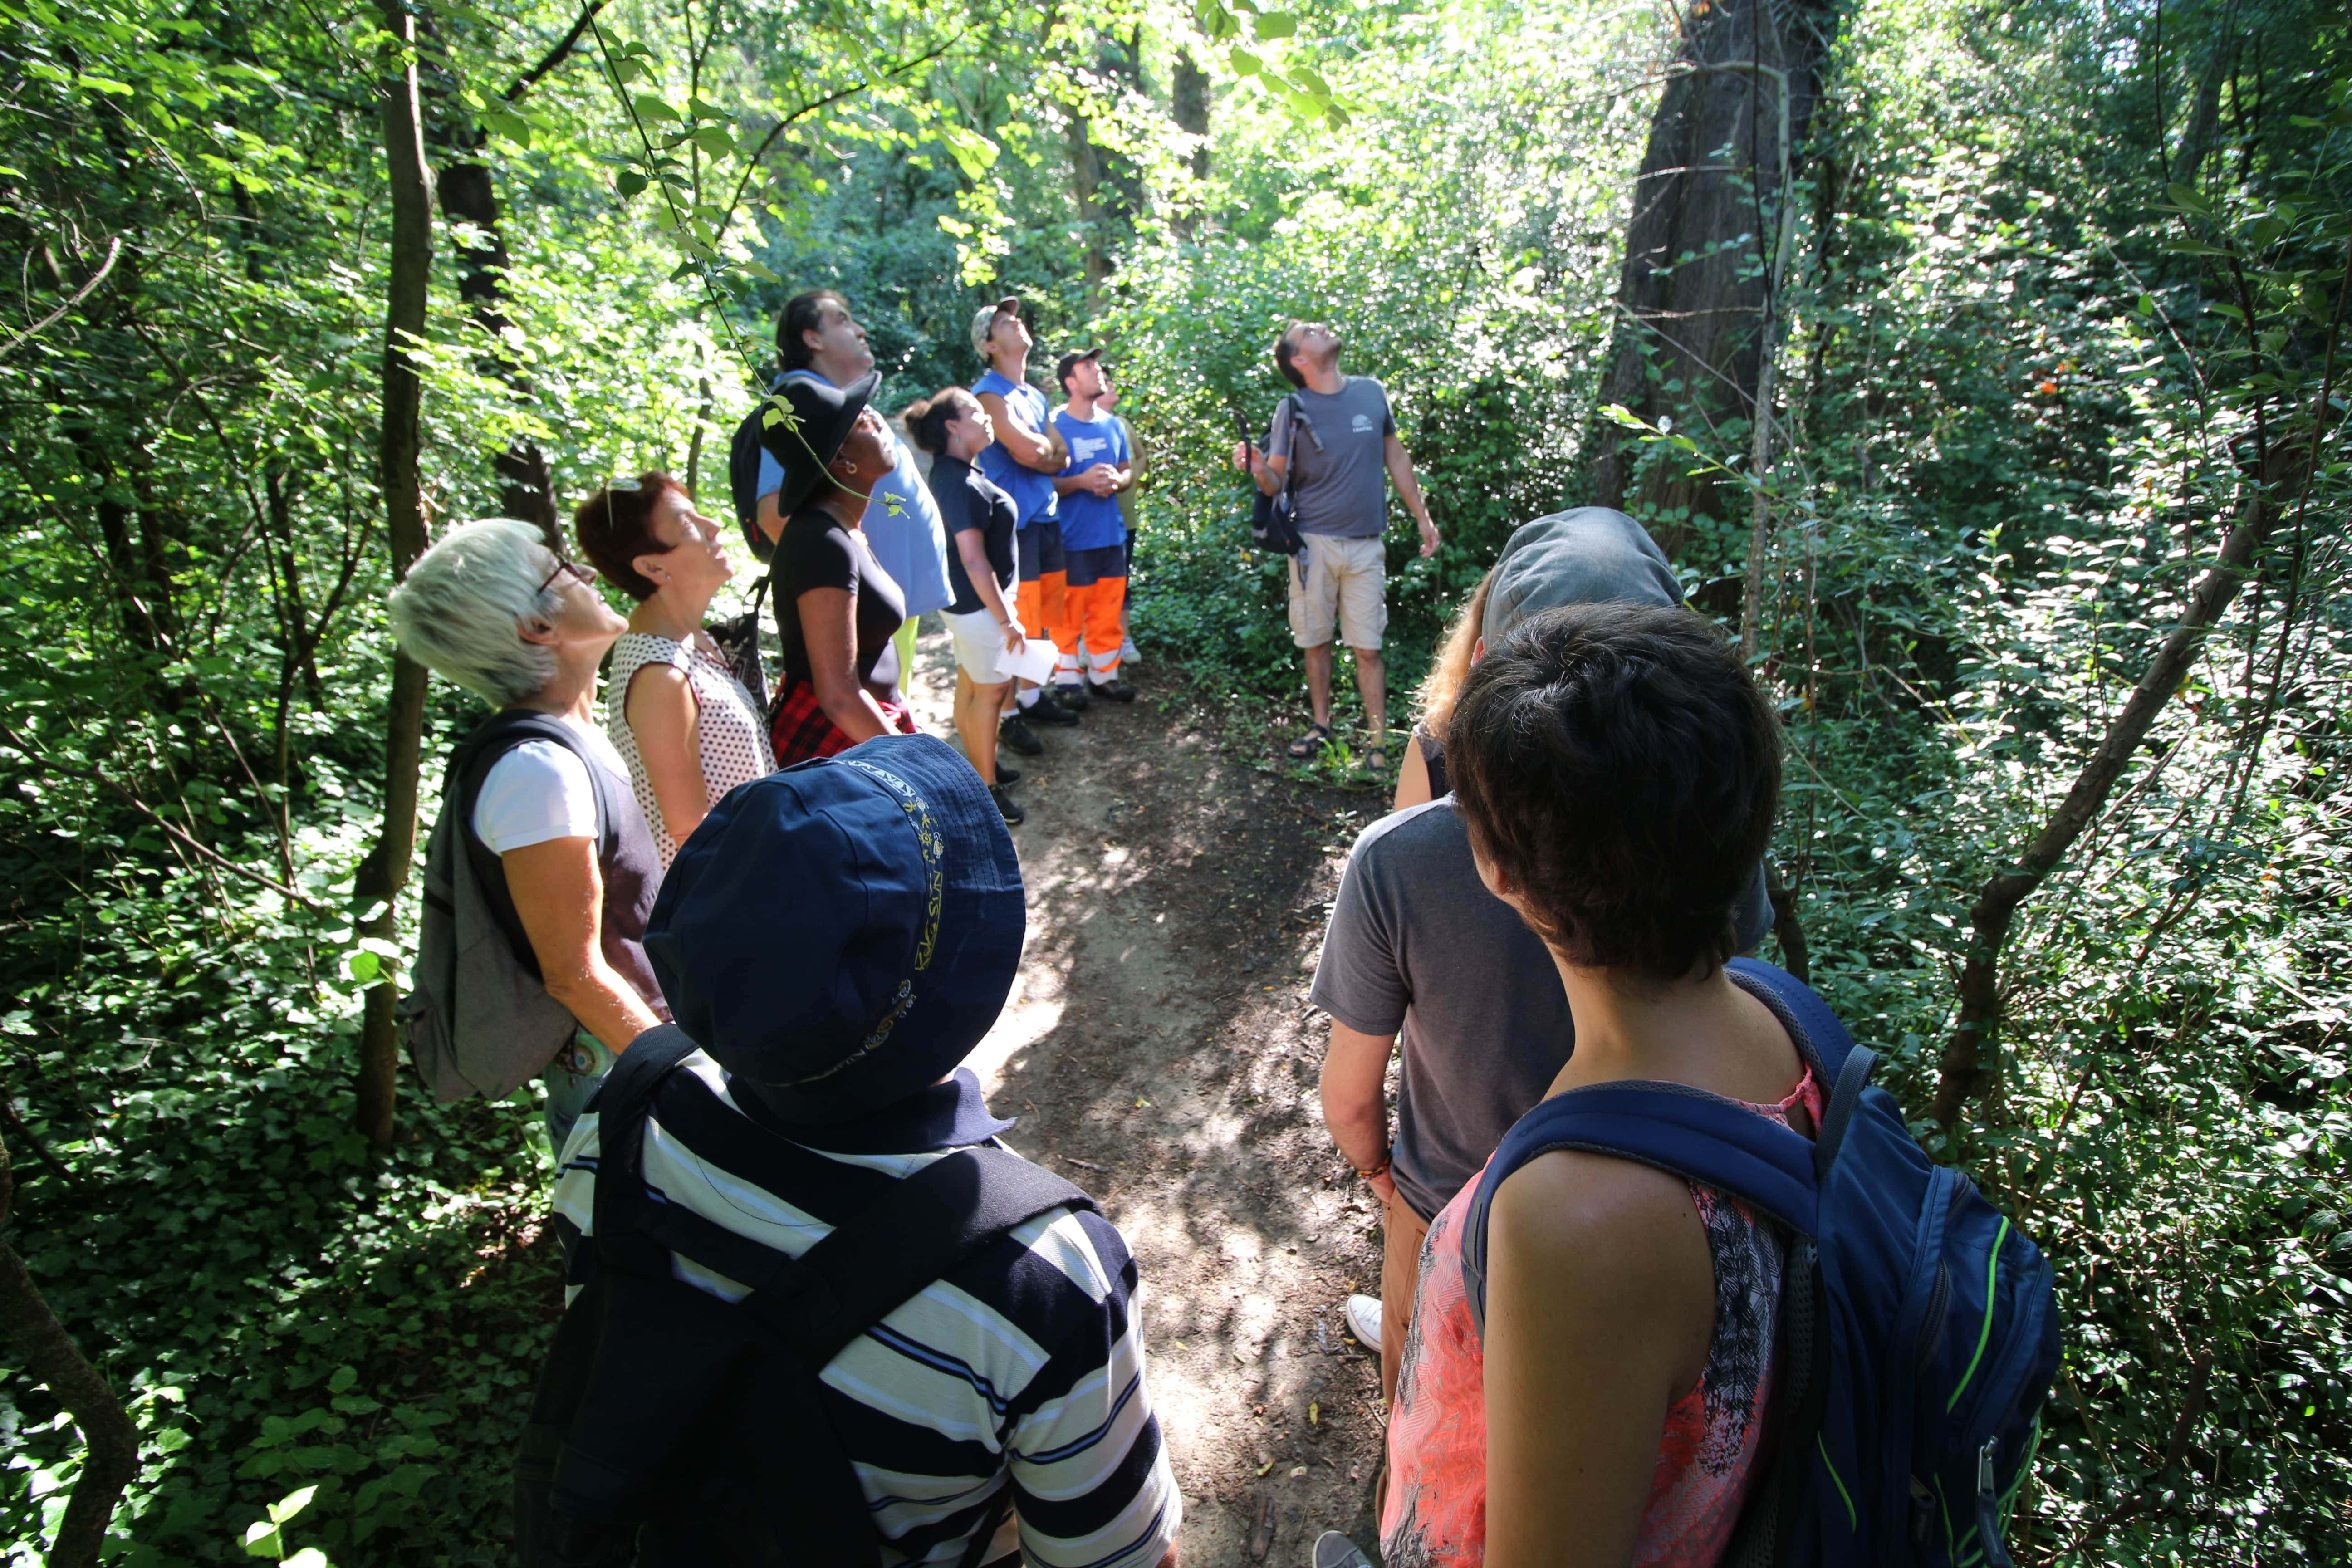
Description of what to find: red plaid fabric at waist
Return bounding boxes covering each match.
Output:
[769,676,918,766]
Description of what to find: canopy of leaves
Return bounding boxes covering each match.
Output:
[0,0,2347,1560]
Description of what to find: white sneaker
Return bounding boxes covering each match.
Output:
[1313,1531,1372,1568]
[1120,637,1141,666]
[1343,1293,1382,1349]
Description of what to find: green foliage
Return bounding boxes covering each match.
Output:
[4,0,2351,1561]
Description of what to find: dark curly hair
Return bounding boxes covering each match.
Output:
[1447,603,1780,985]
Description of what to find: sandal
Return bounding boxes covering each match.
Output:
[1363,745,1391,773]
[1287,722,1334,759]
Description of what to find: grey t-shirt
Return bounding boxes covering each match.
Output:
[1311,799,1776,1221]
[1267,376,1395,539]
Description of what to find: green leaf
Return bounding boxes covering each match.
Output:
[268,1483,319,1524]
[345,950,378,984]
[632,94,681,123]
[1229,47,1264,76]
[325,1367,358,1394]
[242,1522,283,1558]
[615,169,647,199]
[284,1552,333,1568]
[1252,10,1298,38]
[693,125,735,158]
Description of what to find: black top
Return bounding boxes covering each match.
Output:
[928,454,1019,617]
[776,509,907,699]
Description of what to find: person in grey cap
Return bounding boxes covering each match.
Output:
[1309,507,1775,1416]
[546,734,1181,1568]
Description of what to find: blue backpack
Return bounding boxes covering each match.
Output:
[1460,959,2060,1567]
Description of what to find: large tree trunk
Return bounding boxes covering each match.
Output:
[0,1132,138,1568]
[354,0,435,1146]
[1586,0,1838,556]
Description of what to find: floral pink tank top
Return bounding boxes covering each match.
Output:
[1381,1068,1824,1568]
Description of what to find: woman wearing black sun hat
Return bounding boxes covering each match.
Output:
[761,369,922,765]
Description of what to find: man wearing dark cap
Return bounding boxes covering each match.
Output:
[549,735,1182,1566]
[970,297,1078,753]
[1049,347,1136,702]
[1309,508,1775,1415]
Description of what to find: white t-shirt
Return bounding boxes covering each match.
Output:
[470,718,633,854]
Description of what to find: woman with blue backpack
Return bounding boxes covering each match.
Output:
[1345,603,2055,1568]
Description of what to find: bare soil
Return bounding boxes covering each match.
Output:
[900,627,1392,1566]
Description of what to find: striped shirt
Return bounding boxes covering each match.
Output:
[550,1051,1180,1568]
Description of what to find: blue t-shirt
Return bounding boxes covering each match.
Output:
[971,370,1060,529]
[1049,407,1132,553]
[755,370,953,617]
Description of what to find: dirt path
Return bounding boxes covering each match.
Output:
[900,628,1391,1565]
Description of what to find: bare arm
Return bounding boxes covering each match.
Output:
[622,661,712,846]
[796,585,893,741]
[953,529,1024,654]
[1319,1019,1399,1204]
[756,489,783,547]
[1392,737,1435,812]
[1483,1152,1715,1568]
[1383,433,1440,557]
[976,391,1068,472]
[503,837,663,1053]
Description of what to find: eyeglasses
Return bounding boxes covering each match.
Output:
[538,558,598,594]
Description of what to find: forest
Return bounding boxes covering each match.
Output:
[0,0,2347,1561]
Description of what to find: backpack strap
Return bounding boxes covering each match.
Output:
[451,710,616,977]
[583,1023,704,1280]
[630,1144,1097,1366]
[1461,1083,1820,1340]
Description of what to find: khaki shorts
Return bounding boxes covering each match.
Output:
[1288,532,1387,652]
[942,607,1015,685]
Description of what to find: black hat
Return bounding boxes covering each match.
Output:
[645,734,1027,1123]
[759,368,882,517]
[1055,347,1103,389]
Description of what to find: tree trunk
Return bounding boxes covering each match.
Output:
[1066,108,1110,295]
[1586,0,1838,556]
[1172,48,1210,181]
[354,0,435,1146]
[434,159,559,540]
[0,1131,139,1568]
[1930,444,2300,1127]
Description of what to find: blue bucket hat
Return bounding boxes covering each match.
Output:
[645,733,1025,1122]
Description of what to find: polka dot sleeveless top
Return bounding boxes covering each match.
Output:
[605,632,774,869]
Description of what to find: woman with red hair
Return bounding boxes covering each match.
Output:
[574,474,773,867]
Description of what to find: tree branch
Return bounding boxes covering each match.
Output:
[0,237,120,364]
[0,722,326,914]
[0,1129,140,1567]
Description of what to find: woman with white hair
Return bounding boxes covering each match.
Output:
[387,518,667,1145]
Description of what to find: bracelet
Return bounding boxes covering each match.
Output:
[1356,1154,1391,1181]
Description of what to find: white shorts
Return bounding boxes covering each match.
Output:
[942,608,1015,684]
[1288,532,1388,651]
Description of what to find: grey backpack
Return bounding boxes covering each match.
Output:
[397,712,616,1103]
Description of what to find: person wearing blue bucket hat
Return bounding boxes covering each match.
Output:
[540,734,1182,1568]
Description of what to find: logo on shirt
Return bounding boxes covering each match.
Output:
[1352,414,1377,434]
[1072,436,1109,463]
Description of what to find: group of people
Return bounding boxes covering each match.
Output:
[379,288,1905,1568]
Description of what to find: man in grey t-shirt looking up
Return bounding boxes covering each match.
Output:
[1230,321,1440,770]
[1308,507,1774,1412]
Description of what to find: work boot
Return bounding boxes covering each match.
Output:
[1026,695,1080,726]
[990,784,1025,825]
[1087,677,1137,704]
[992,763,1021,786]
